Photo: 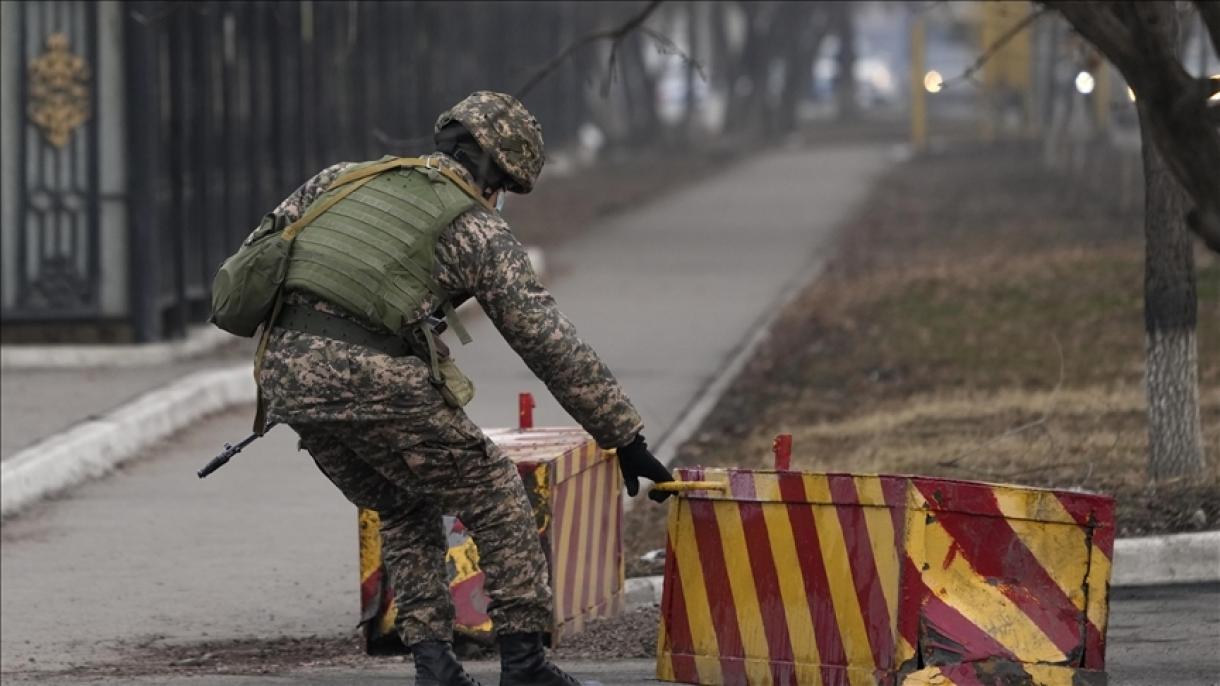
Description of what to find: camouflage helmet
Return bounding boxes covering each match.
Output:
[434,91,545,193]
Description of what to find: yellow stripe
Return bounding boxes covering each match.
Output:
[554,474,579,621]
[447,536,483,585]
[1086,546,1111,635]
[1024,664,1078,686]
[571,454,595,615]
[921,517,1068,663]
[380,600,398,638]
[897,637,915,666]
[712,498,774,685]
[751,472,782,501]
[855,476,901,663]
[899,666,953,685]
[671,497,723,683]
[602,455,620,604]
[995,491,1090,613]
[761,497,824,685]
[803,475,876,685]
[358,509,383,583]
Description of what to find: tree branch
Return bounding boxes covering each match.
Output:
[374,1,686,151]
[1047,1,1220,253]
[941,7,1049,91]
[516,0,665,98]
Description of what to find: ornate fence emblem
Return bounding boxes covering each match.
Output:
[27,32,91,148]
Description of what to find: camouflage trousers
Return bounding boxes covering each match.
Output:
[292,414,553,646]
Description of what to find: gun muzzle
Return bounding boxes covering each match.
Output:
[197,447,234,479]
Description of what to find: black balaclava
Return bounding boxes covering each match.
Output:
[434,122,511,198]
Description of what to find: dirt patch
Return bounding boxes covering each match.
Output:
[625,142,1220,565]
[2,634,397,681]
[11,610,664,681]
[551,608,662,661]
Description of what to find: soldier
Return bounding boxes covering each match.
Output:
[256,91,674,686]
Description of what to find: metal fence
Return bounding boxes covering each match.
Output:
[2,0,594,342]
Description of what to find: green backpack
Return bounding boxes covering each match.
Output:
[209,156,489,338]
[209,211,292,338]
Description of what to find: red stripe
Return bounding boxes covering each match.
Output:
[1053,491,1116,558]
[729,470,758,500]
[911,556,1019,663]
[1084,620,1106,671]
[661,538,700,682]
[880,477,907,537]
[897,556,922,655]
[578,456,602,610]
[738,501,797,684]
[778,475,848,684]
[828,475,894,669]
[687,499,749,684]
[915,480,1085,661]
[592,460,611,611]
[360,567,383,608]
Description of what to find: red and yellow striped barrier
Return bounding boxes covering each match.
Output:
[359,423,624,651]
[655,464,1114,685]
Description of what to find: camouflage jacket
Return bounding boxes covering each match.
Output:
[258,153,643,449]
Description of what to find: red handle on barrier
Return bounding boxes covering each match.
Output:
[519,392,535,430]
[773,434,792,470]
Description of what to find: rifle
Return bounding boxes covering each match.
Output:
[197,422,279,478]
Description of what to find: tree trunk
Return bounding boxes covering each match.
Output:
[1139,51,1206,480]
[682,0,699,135]
[832,3,857,121]
[774,4,827,136]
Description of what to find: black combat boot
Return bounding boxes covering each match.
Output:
[411,640,484,686]
[498,632,581,686]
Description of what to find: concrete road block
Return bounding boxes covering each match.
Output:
[654,467,1115,685]
[358,425,624,652]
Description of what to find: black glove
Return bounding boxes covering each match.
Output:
[615,433,675,503]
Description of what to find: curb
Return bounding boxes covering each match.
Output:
[0,364,254,518]
[622,531,1220,603]
[1,325,238,370]
[1111,531,1220,586]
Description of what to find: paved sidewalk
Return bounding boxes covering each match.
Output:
[0,339,252,461]
[0,143,892,679]
[458,144,890,447]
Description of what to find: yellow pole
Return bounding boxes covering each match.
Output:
[911,14,927,153]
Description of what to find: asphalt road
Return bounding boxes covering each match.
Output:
[2,585,1217,684]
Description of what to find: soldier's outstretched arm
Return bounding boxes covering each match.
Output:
[440,209,644,450]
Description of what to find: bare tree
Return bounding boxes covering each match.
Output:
[830,3,858,121]
[1044,2,1213,479]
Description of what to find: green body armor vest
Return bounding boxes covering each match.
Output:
[284,161,478,334]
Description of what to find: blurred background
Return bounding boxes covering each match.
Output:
[3,0,1215,344]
